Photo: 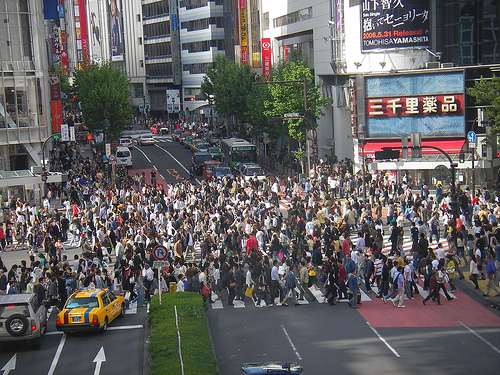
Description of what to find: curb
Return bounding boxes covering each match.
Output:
[205,312,221,375]
[143,311,152,375]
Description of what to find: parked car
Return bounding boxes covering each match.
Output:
[202,160,222,179]
[56,289,125,334]
[241,362,303,374]
[213,165,233,179]
[118,138,133,148]
[116,146,133,168]
[172,129,183,141]
[208,146,223,161]
[192,152,213,174]
[0,294,47,349]
[240,163,266,181]
[195,142,210,153]
[189,138,204,151]
[137,134,155,145]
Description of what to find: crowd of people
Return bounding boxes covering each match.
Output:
[1,133,500,314]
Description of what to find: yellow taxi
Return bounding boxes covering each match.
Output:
[56,289,125,334]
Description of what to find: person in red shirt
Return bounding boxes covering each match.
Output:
[246,233,258,255]
[341,233,352,263]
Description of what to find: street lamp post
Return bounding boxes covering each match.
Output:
[358,124,367,205]
[103,118,110,179]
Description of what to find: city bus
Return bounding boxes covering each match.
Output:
[219,138,257,167]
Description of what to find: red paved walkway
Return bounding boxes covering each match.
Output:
[358,284,500,328]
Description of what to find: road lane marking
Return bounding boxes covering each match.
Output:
[155,144,190,174]
[47,333,66,375]
[153,165,158,170]
[1,354,16,375]
[281,325,302,361]
[133,146,152,163]
[174,306,185,375]
[366,322,401,358]
[93,347,106,375]
[45,324,144,336]
[107,324,144,331]
[459,321,500,355]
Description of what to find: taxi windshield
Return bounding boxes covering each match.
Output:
[65,297,99,309]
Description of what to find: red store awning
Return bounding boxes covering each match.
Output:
[360,139,466,155]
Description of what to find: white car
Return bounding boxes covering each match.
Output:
[137,134,155,145]
[118,138,133,148]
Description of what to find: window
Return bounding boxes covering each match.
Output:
[182,39,224,52]
[140,60,144,68]
[146,63,173,78]
[263,12,269,30]
[142,0,169,20]
[273,7,312,28]
[182,62,213,74]
[138,37,142,45]
[137,14,141,22]
[145,42,171,58]
[143,21,170,39]
[180,17,224,31]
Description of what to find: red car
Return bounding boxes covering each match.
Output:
[202,160,221,180]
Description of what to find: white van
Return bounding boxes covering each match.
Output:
[116,146,133,168]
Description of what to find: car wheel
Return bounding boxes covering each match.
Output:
[100,317,108,333]
[119,303,125,318]
[6,314,29,336]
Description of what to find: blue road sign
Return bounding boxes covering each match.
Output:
[467,131,476,143]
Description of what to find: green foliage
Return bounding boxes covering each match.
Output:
[148,292,217,375]
[201,54,257,134]
[264,60,330,141]
[467,75,500,133]
[73,63,133,140]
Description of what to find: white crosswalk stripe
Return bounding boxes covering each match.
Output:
[126,301,138,314]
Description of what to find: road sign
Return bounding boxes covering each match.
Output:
[153,260,169,268]
[153,245,168,261]
[469,142,476,149]
[467,131,476,143]
[108,154,116,163]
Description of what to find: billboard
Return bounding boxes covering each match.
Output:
[87,0,105,64]
[361,0,430,52]
[364,71,465,138]
[110,0,124,61]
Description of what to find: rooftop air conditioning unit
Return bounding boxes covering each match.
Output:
[441,62,454,68]
[426,62,440,69]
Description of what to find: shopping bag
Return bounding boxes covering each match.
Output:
[244,286,254,298]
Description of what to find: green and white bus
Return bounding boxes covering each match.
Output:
[220,138,257,167]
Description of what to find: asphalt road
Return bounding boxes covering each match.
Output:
[0,301,148,375]
[126,131,195,185]
[207,295,500,375]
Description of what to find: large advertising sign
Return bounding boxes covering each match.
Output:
[364,71,465,138]
[110,0,124,61]
[261,38,271,81]
[361,0,430,52]
[239,0,248,64]
[87,0,105,64]
[74,0,90,68]
[171,0,181,85]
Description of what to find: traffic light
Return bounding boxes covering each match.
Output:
[86,134,93,141]
[459,152,465,163]
[72,95,77,100]
[52,134,60,140]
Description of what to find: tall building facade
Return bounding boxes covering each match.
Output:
[0,0,51,171]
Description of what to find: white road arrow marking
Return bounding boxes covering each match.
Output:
[93,347,106,375]
[1,354,16,375]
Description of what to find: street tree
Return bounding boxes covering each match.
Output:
[201,54,257,135]
[72,63,134,140]
[467,75,500,134]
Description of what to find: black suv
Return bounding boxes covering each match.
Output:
[192,152,213,174]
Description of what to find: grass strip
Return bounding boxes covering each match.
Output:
[148,292,218,375]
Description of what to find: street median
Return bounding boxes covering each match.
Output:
[148,292,217,375]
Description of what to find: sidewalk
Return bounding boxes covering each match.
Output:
[459,267,500,311]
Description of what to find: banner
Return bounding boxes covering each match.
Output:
[51,101,63,132]
[49,74,61,101]
[239,0,248,64]
[361,0,430,52]
[261,38,271,81]
[110,0,124,61]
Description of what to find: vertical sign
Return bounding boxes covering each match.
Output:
[74,0,90,68]
[61,123,70,141]
[51,102,63,132]
[239,0,248,64]
[110,0,124,61]
[261,38,271,81]
[171,0,181,85]
[49,74,63,132]
[69,125,76,141]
